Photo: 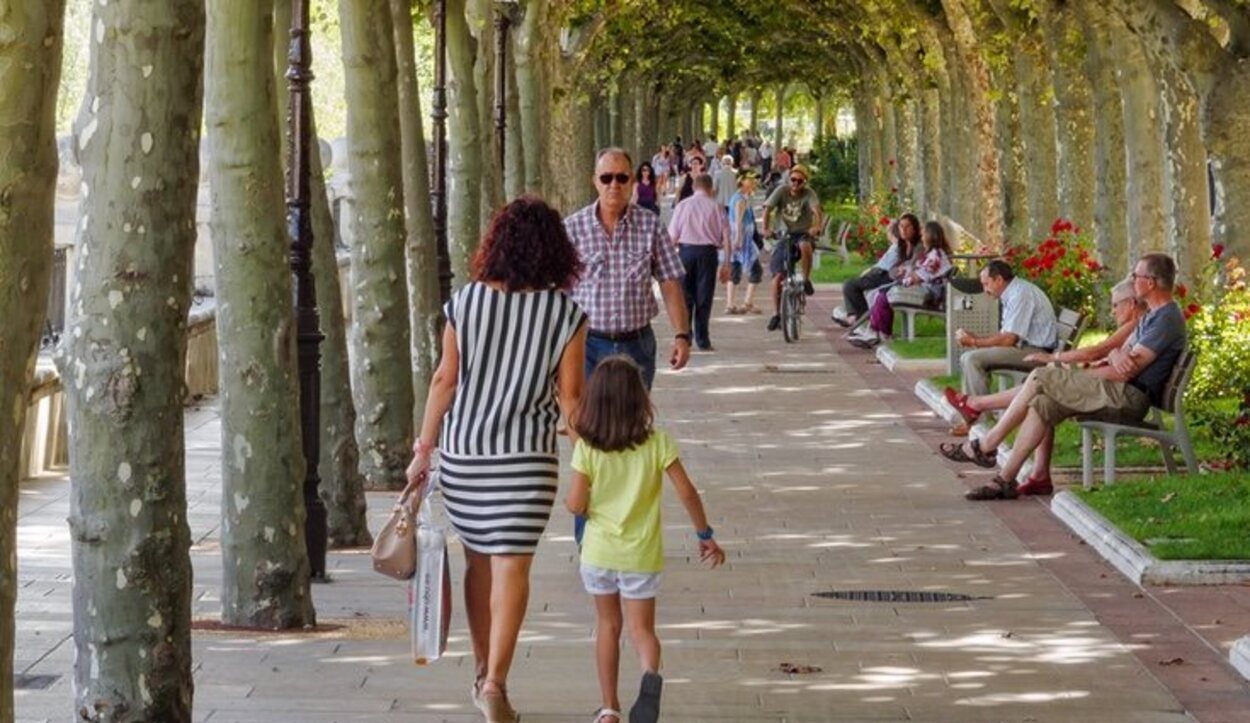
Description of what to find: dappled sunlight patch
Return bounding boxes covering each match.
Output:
[955,690,1091,706]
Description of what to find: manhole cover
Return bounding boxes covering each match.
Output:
[812,590,988,603]
[14,674,60,690]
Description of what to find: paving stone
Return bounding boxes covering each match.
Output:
[14,284,1230,721]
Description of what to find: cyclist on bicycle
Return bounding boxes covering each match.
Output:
[763,164,823,332]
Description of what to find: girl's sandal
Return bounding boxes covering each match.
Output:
[591,708,622,723]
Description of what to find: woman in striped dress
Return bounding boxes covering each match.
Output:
[405,196,586,723]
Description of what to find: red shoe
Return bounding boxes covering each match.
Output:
[1016,476,1054,496]
[943,387,981,425]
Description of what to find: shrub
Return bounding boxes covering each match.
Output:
[807,135,858,204]
[1016,219,1107,323]
[846,187,906,262]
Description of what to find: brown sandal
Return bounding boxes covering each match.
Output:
[939,439,996,468]
[965,475,1019,501]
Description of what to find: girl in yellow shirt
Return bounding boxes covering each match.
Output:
[566,356,725,723]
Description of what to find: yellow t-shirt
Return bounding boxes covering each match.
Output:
[572,430,679,573]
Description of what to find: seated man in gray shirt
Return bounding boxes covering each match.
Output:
[951,260,1058,399]
[940,253,1187,500]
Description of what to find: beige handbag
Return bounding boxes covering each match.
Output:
[371,488,419,580]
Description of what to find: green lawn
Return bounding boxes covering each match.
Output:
[810,257,870,284]
[888,314,946,359]
[1075,473,1250,560]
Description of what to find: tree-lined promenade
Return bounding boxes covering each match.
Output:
[2,0,1250,720]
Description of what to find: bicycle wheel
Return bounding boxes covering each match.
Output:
[782,287,801,343]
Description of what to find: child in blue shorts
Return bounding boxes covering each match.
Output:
[566,356,725,723]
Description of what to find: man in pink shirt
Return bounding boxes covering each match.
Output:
[668,174,730,351]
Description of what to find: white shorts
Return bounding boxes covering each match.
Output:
[580,563,662,600]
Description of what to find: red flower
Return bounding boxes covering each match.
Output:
[1056,247,1067,258]
[1062,268,1072,278]
[1213,244,1225,260]
[1051,218,1074,235]
[1183,302,1201,320]
[1085,260,1101,272]
[1176,283,1188,299]
[879,216,890,227]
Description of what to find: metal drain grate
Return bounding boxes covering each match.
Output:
[14,674,60,690]
[812,590,988,603]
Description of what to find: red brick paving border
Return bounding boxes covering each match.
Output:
[808,289,1250,723]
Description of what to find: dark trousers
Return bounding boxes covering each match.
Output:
[842,267,893,318]
[679,244,720,348]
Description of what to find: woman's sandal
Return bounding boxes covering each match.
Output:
[938,439,997,468]
[965,475,1019,501]
[479,680,519,723]
[1016,475,1054,496]
[591,708,622,723]
[942,387,982,424]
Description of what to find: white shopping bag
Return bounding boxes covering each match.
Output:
[409,474,452,665]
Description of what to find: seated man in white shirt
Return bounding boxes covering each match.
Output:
[950,260,1058,399]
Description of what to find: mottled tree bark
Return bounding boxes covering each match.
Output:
[918,88,943,217]
[748,88,762,134]
[0,4,64,719]
[514,0,546,193]
[273,0,372,548]
[207,0,314,628]
[1157,61,1213,274]
[447,0,483,279]
[726,92,737,139]
[63,0,203,717]
[773,83,786,149]
[391,0,443,440]
[1111,19,1168,256]
[340,0,415,491]
[468,0,500,231]
[995,58,1030,242]
[504,38,526,199]
[1076,1,1130,276]
[1042,3,1095,227]
[940,0,1004,245]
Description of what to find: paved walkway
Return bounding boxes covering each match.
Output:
[13,285,1215,722]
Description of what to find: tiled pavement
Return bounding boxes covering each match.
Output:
[13,283,1243,722]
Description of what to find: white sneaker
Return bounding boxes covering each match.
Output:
[832,306,848,323]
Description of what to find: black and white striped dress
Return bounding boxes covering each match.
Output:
[439,282,586,555]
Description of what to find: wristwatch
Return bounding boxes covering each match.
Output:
[675,332,692,343]
[696,526,715,541]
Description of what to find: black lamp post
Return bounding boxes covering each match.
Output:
[432,0,452,305]
[493,1,518,176]
[285,0,328,579]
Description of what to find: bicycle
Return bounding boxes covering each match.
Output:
[770,232,838,343]
[772,231,811,343]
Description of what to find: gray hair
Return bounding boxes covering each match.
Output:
[1112,278,1147,309]
[596,147,633,167]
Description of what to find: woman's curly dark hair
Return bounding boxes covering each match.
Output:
[472,195,583,291]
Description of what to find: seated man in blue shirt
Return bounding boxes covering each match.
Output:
[950,260,1058,400]
[940,253,1187,500]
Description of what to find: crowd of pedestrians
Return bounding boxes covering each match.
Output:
[397,136,1192,723]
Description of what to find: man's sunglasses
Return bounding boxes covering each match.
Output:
[598,173,631,185]
[789,177,806,185]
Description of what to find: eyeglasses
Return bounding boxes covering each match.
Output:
[598,173,631,185]
[789,177,805,185]
[1112,297,1131,308]
[1130,272,1156,281]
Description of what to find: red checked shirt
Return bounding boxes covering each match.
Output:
[565,202,686,334]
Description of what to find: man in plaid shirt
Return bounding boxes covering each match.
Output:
[565,148,691,390]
